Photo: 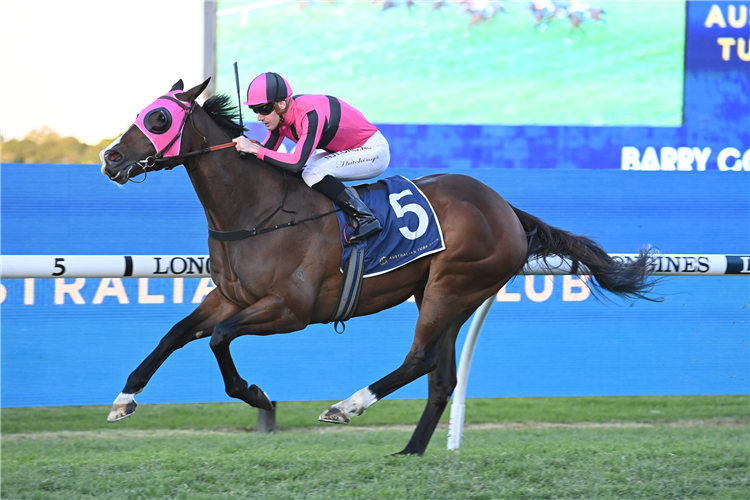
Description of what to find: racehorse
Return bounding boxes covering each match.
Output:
[100,78,658,455]
[375,0,418,15]
[568,4,605,32]
[464,0,507,29]
[531,0,566,31]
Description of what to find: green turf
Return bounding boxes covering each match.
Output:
[3,396,747,499]
[2,395,747,433]
[3,423,748,499]
[215,1,686,126]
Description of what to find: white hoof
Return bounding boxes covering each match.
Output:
[107,393,137,422]
[318,387,378,424]
[318,405,350,424]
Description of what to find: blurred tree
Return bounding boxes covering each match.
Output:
[1,128,120,164]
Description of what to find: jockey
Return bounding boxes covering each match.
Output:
[233,72,389,245]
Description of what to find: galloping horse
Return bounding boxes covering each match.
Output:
[376,0,418,16]
[568,4,606,32]
[101,79,657,455]
[531,0,567,31]
[464,0,507,29]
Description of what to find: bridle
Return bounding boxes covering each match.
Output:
[126,95,236,183]
[121,92,341,240]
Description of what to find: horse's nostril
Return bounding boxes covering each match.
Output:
[108,151,122,163]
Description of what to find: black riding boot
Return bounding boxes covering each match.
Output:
[334,189,383,244]
[312,175,382,244]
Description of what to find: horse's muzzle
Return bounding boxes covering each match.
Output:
[100,148,137,184]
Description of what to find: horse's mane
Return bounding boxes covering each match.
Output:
[202,94,246,138]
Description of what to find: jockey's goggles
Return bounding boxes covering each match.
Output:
[250,101,276,115]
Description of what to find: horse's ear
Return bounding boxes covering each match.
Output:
[175,78,211,103]
[170,79,184,91]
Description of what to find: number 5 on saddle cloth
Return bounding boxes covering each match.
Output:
[330,176,446,328]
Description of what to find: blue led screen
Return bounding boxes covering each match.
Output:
[1,1,748,407]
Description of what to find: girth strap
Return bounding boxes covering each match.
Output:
[330,242,366,333]
[208,170,339,241]
[208,209,339,241]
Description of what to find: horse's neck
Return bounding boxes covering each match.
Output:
[183,123,287,232]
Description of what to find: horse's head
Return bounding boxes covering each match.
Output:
[101,78,211,184]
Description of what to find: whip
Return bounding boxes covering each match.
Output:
[234,62,247,158]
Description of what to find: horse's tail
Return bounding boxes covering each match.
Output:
[510,205,661,302]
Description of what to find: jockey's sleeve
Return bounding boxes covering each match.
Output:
[261,128,282,151]
[258,110,321,173]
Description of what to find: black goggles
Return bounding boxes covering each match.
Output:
[249,101,276,115]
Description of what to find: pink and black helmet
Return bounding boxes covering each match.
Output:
[243,72,293,106]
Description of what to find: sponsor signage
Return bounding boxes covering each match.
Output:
[620,146,750,172]
[0,255,212,279]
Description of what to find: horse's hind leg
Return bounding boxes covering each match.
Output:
[108,290,238,421]
[396,321,461,456]
[319,302,472,431]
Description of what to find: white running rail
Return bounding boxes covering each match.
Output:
[2,254,748,279]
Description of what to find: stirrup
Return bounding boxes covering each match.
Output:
[335,188,381,244]
[347,216,382,244]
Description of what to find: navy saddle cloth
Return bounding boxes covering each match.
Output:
[335,175,446,278]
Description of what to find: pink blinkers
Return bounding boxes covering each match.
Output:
[133,90,192,158]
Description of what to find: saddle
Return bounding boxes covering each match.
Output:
[329,176,446,331]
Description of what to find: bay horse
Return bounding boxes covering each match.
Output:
[100,78,657,455]
[531,0,566,31]
[464,0,507,29]
[568,4,606,32]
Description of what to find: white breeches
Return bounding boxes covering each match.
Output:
[301,131,390,187]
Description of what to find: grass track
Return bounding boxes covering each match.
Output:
[3,396,748,499]
[3,395,748,433]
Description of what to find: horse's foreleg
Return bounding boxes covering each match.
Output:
[209,293,305,411]
[108,290,237,422]
[396,324,460,456]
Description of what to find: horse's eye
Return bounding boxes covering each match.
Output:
[144,108,172,134]
[151,111,168,130]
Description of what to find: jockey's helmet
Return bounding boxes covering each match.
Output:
[244,72,293,107]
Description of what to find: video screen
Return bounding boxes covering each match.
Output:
[215,0,686,127]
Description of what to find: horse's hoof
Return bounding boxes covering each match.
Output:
[391,448,421,457]
[318,406,350,424]
[107,398,137,422]
[249,384,274,411]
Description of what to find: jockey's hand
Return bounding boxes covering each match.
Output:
[232,136,261,155]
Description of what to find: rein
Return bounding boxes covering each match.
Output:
[127,101,340,240]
